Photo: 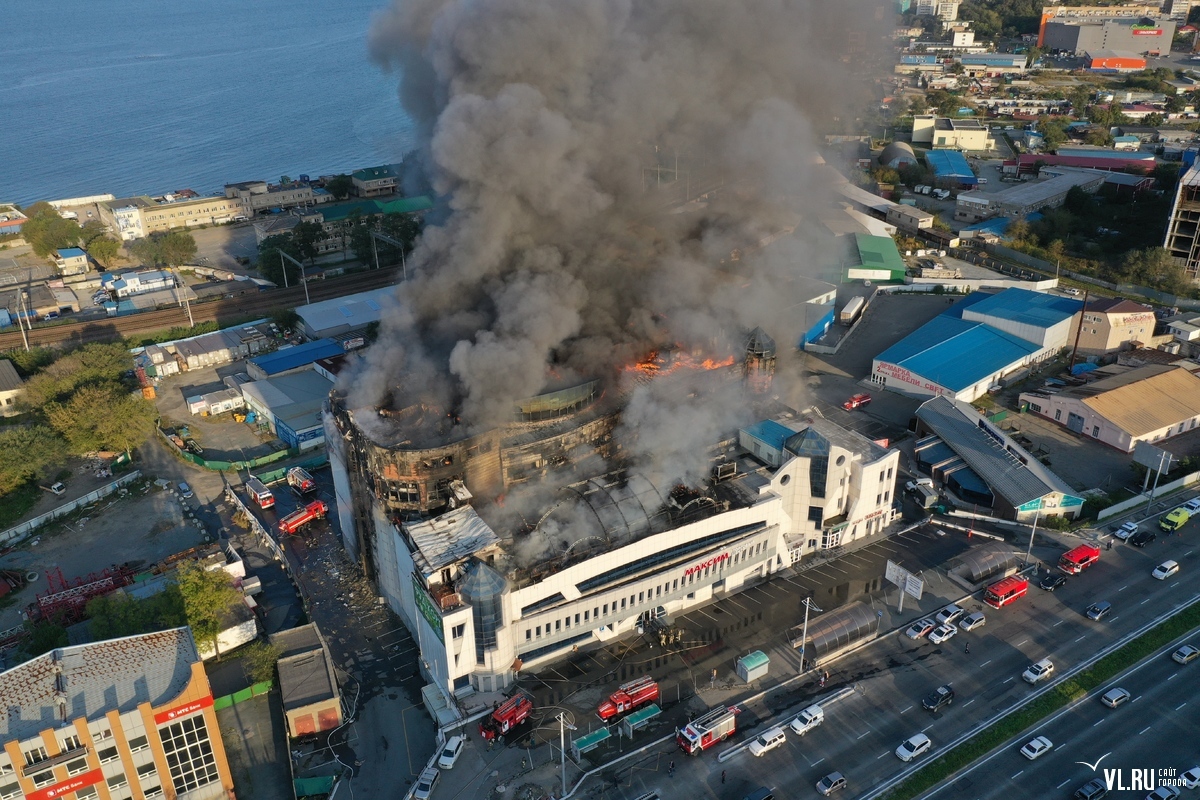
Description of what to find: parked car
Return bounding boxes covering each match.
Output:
[1114,521,1138,540]
[905,477,934,493]
[1022,659,1054,684]
[1074,778,1108,800]
[1183,497,1200,513]
[1152,560,1180,581]
[1086,601,1112,621]
[1130,529,1157,548]
[1100,687,1131,708]
[929,624,958,645]
[815,772,846,796]
[1146,787,1180,800]
[1171,644,1200,665]
[935,604,964,626]
[438,735,465,769]
[1020,736,1053,760]
[413,768,440,800]
[905,619,936,640]
[895,733,932,762]
[1180,767,1200,789]
[177,481,193,499]
[922,685,954,712]
[790,705,824,736]
[959,611,986,632]
[1039,573,1067,591]
[748,727,786,758]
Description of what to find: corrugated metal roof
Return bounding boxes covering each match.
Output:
[296,286,395,337]
[249,339,344,376]
[0,359,23,393]
[964,287,1081,329]
[0,628,198,740]
[926,150,976,180]
[742,420,795,452]
[1064,365,1200,437]
[402,507,501,578]
[876,313,1040,393]
[854,233,905,273]
[916,396,1075,507]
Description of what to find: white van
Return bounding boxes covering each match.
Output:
[748,727,787,757]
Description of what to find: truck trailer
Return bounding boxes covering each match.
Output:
[598,676,660,720]
[839,296,865,326]
[677,706,738,754]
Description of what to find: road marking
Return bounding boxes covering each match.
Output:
[901,705,913,714]
[1177,702,1187,711]
[696,609,719,623]
[1058,780,1071,789]
[921,724,934,732]
[1133,695,1142,703]
[1003,677,1014,684]
[1053,620,1064,627]
[1141,598,1151,605]
[1011,770,1024,780]
[1118,585,1129,592]
[1093,719,1104,727]
[980,660,992,667]
[1109,616,1119,622]
[1140,726,1152,735]
[825,564,850,575]
[876,753,887,760]
[1015,639,1028,646]
[1171,581,1181,588]
[1168,673,1177,681]
[857,731,870,740]
[1187,550,1195,557]
[963,698,976,707]
[1075,635,1087,642]
[812,758,824,767]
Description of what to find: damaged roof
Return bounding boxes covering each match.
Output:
[401,506,501,577]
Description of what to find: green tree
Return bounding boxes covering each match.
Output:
[909,95,929,116]
[1084,128,1114,147]
[1142,113,1165,128]
[17,619,68,660]
[949,62,966,76]
[158,231,197,266]
[20,202,83,258]
[177,561,241,659]
[1121,247,1190,295]
[241,641,280,684]
[1006,218,1031,244]
[1069,87,1092,117]
[257,233,303,286]
[44,383,156,455]
[20,342,137,408]
[0,426,66,496]
[86,586,186,639]
[79,219,108,247]
[128,237,161,267]
[87,237,121,269]
[325,174,354,200]
[1037,116,1069,150]
[292,221,325,266]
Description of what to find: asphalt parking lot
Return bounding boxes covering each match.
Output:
[154,363,283,461]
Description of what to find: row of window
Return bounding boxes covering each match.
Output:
[523,542,768,642]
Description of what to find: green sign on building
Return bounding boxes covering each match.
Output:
[412,575,445,643]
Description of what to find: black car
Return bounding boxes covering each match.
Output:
[1130,529,1157,548]
[1039,572,1066,591]
[921,684,954,712]
[1074,778,1108,800]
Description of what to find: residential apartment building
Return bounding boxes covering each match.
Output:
[0,628,234,800]
[101,196,242,239]
[54,248,90,278]
[98,198,153,241]
[1075,298,1157,354]
[914,0,960,20]
[351,165,400,198]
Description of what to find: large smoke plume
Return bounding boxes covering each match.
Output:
[354,0,890,489]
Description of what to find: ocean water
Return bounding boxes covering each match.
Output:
[0,0,416,206]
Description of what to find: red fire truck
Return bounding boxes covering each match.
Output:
[598,676,660,720]
[842,393,872,411]
[1058,543,1101,575]
[245,476,274,510]
[480,695,533,740]
[287,467,317,496]
[983,575,1029,609]
[677,705,738,754]
[278,501,328,535]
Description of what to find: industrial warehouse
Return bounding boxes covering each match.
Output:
[324,339,901,705]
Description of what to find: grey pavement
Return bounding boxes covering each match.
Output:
[216,692,293,800]
[154,364,284,462]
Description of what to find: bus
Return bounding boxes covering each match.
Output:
[1058,543,1100,575]
[245,476,275,509]
[983,576,1029,609]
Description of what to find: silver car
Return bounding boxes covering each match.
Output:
[413,767,439,800]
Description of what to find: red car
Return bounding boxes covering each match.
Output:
[843,393,872,411]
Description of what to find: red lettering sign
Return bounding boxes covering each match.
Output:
[875,362,946,394]
[1131,28,1161,35]
[27,769,103,800]
[685,552,730,577]
[154,694,214,725]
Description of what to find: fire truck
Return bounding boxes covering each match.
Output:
[1058,543,1101,575]
[245,476,275,509]
[480,695,533,740]
[598,676,660,720]
[278,500,328,535]
[677,705,738,754]
[287,467,317,496]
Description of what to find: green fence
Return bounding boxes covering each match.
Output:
[254,454,329,485]
[157,427,316,473]
[212,680,273,710]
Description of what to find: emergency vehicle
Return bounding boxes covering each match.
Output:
[287,467,317,496]
[278,500,328,535]
[245,476,275,509]
[597,676,660,720]
[677,705,738,754]
[1057,543,1100,575]
[480,695,533,740]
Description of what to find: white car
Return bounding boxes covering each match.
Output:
[1022,659,1054,684]
[1114,521,1138,540]
[1146,787,1180,800]
[1172,644,1200,665]
[1180,767,1200,789]
[748,727,786,757]
[413,768,439,800]
[1184,498,1200,513]
[929,624,958,645]
[905,478,934,492]
[437,735,465,769]
[789,705,824,736]
[1152,560,1180,581]
[935,604,964,626]
[1100,687,1131,708]
[959,611,986,632]
[1020,736,1053,760]
[895,733,932,762]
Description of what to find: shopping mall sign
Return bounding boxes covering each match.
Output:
[154,694,214,725]
[1132,26,1162,35]
[685,552,730,577]
[412,574,445,643]
[26,770,103,800]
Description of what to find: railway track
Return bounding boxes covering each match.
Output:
[0,268,402,351]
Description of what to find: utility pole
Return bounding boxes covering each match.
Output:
[1145,449,1171,515]
[173,268,194,327]
[1067,288,1088,373]
[558,712,576,798]
[1023,499,1043,568]
[798,597,822,668]
[16,290,30,351]
[279,251,309,304]
[370,230,409,280]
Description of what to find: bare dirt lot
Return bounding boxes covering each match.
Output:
[0,479,206,631]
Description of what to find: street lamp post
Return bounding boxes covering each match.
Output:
[1145,449,1171,515]
[1023,498,1043,568]
[798,597,822,669]
[558,712,576,798]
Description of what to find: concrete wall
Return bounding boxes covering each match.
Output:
[0,471,142,546]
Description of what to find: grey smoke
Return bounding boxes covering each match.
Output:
[354,0,890,477]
